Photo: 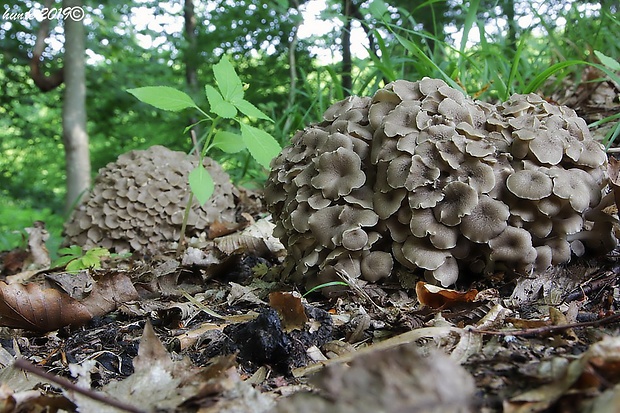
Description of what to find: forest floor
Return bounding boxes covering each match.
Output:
[2,229,620,413]
[0,76,619,413]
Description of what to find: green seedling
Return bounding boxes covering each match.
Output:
[127,55,280,205]
[127,56,281,251]
[53,245,112,272]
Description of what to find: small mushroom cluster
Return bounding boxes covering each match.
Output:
[64,145,237,252]
[265,78,615,289]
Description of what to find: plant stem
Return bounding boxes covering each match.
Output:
[201,116,220,157]
[176,116,220,256]
[176,191,194,256]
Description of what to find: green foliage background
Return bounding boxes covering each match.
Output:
[0,0,618,252]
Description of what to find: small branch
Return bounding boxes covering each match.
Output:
[474,312,620,337]
[30,0,64,91]
[13,358,147,413]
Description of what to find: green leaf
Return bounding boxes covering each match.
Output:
[205,85,237,118]
[213,56,244,102]
[367,0,390,21]
[303,281,349,297]
[87,247,111,259]
[234,99,273,121]
[66,259,85,272]
[594,50,620,71]
[189,165,215,205]
[127,86,198,111]
[523,60,586,93]
[58,245,82,258]
[80,254,101,269]
[52,255,77,268]
[212,131,246,153]
[392,33,463,92]
[239,123,281,169]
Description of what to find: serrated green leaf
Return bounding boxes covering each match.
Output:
[51,255,77,268]
[80,254,101,269]
[127,86,198,111]
[189,165,215,205]
[239,123,281,169]
[86,248,110,258]
[212,131,246,153]
[234,99,273,121]
[594,50,620,71]
[66,259,86,272]
[58,245,82,257]
[205,85,237,118]
[213,56,244,102]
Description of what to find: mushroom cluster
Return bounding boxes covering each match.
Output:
[265,78,615,289]
[64,145,237,252]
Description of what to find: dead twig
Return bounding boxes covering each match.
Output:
[12,358,147,413]
[474,312,620,337]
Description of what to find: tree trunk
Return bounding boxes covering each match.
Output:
[503,0,517,56]
[341,0,353,95]
[184,0,201,142]
[62,0,90,213]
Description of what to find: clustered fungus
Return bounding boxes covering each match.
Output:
[265,78,616,289]
[64,145,237,252]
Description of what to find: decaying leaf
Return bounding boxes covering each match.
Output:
[416,281,478,309]
[277,342,476,413]
[24,221,50,269]
[67,320,275,413]
[0,272,138,331]
[214,217,285,257]
[269,291,308,332]
[607,157,620,210]
[505,335,620,413]
[0,281,92,331]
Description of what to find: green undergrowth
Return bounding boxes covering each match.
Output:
[0,194,64,256]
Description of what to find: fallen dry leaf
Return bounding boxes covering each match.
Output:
[0,249,29,276]
[269,291,308,332]
[67,320,275,413]
[24,221,50,269]
[607,157,620,210]
[0,281,92,331]
[505,335,620,413]
[277,342,476,413]
[0,272,138,331]
[416,281,478,309]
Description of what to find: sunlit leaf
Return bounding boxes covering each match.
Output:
[594,50,620,71]
[212,131,246,153]
[66,259,87,272]
[205,85,237,118]
[52,255,77,268]
[127,86,197,111]
[234,99,273,121]
[367,0,390,21]
[80,254,101,269]
[189,165,215,205]
[87,247,111,258]
[213,56,244,102]
[239,123,281,169]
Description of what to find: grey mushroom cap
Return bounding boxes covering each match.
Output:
[361,251,394,282]
[506,170,553,200]
[64,145,237,252]
[265,78,614,291]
